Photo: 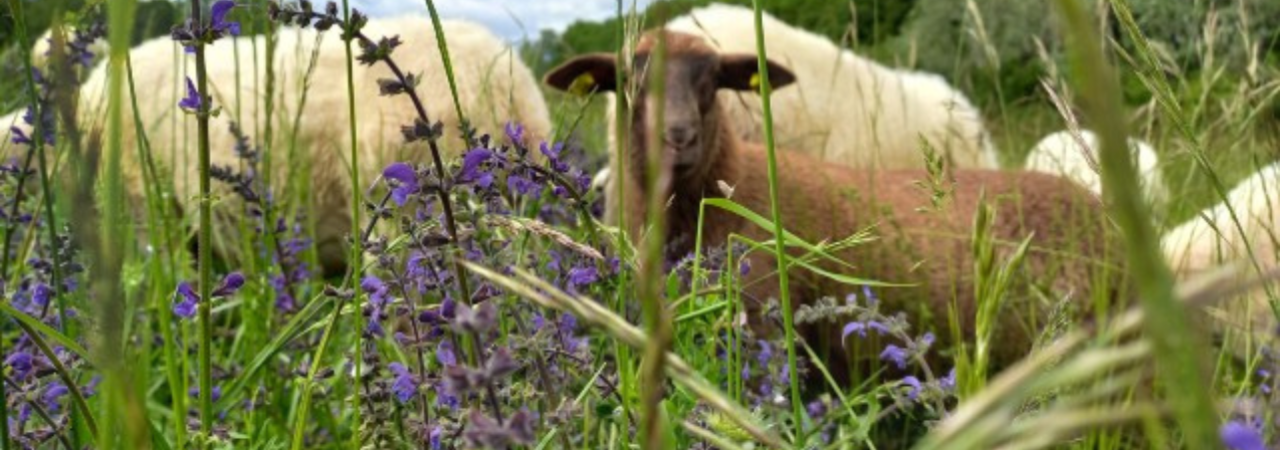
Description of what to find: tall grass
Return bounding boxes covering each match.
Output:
[748,0,806,444]
[1,0,1277,448]
[1057,1,1220,448]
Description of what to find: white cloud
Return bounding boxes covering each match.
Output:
[348,0,656,41]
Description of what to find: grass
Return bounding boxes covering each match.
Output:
[0,0,1276,448]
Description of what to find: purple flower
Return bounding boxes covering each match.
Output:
[507,173,540,197]
[6,352,33,378]
[546,251,562,272]
[435,383,459,410]
[940,367,957,392]
[841,322,867,342]
[531,313,546,330]
[567,266,598,287]
[740,362,751,381]
[359,276,383,294]
[440,298,457,319]
[436,340,457,367]
[364,275,395,309]
[211,271,245,297]
[188,385,223,403]
[862,285,879,307]
[756,340,773,366]
[1220,420,1266,450]
[31,283,54,306]
[806,400,826,419]
[9,127,31,145]
[540,142,569,173]
[389,362,417,403]
[428,425,443,450]
[504,122,524,144]
[550,313,589,354]
[383,163,418,206]
[82,375,103,398]
[42,382,69,413]
[173,282,199,319]
[867,320,890,335]
[842,320,890,345]
[210,1,242,36]
[901,376,922,400]
[739,259,751,276]
[458,148,494,186]
[539,141,562,160]
[920,332,936,348]
[178,77,202,111]
[880,344,909,369]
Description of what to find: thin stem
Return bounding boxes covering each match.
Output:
[421,0,471,147]
[188,0,216,444]
[289,289,355,450]
[388,265,432,431]
[339,0,364,442]
[611,1,637,442]
[366,47,473,306]
[749,1,806,445]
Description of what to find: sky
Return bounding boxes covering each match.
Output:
[348,0,658,41]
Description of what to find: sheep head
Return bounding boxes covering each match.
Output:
[545,30,795,187]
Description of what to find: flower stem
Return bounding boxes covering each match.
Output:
[339,0,364,445]
[188,0,216,444]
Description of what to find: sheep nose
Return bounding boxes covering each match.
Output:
[666,124,698,148]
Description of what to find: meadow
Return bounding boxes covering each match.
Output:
[0,0,1276,449]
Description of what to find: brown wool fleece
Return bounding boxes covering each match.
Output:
[548,30,1127,385]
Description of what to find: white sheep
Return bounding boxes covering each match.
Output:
[1163,162,1280,342]
[591,4,999,213]
[1024,129,1166,206]
[659,3,999,170]
[21,15,552,273]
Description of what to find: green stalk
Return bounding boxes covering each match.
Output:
[1054,1,1220,448]
[188,0,216,445]
[102,0,146,445]
[125,44,186,444]
[638,27,673,450]
[612,1,638,442]
[340,0,364,445]
[422,0,469,145]
[749,0,805,444]
[289,294,354,450]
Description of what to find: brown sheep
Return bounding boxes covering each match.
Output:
[546,31,1126,384]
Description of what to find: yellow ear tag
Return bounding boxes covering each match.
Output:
[569,73,596,96]
[749,72,761,90]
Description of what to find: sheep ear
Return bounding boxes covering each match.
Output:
[544,53,619,94]
[718,55,796,92]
